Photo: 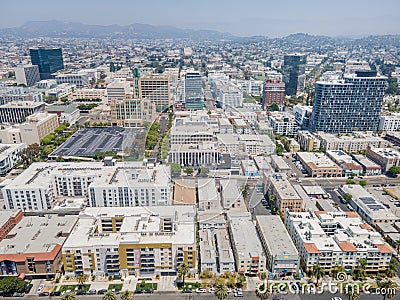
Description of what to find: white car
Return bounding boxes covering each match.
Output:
[208,287,215,293]
[331,297,343,300]
[37,284,45,293]
[196,288,207,293]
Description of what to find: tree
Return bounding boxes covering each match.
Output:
[346,179,356,185]
[215,282,228,300]
[236,275,246,289]
[357,259,367,280]
[0,276,19,293]
[102,291,117,300]
[256,283,270,299]
[330,265,345,278]
[395,240,400,256]
[312,264,324,286]
[386,258,398,278]
[378,279,397,300]
[388,166,400,177]
[61,292,76,300]
[343,193,352,201]
[121,290,134,300]
[344,286,360,300]
[20,143,41,168]
[177,263,190,287]
[76,273,88,289]
[359,180,367,187]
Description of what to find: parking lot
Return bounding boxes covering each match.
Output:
[50,127,138,158]
[367,184,400,217]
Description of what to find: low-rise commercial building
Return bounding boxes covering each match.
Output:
[62,206,196,277]
[285,210,394,273]
[271,155,292,173]
[220,179,246,211]
[256,215,299,276]
[326,150,363,176]
[0,214,77,277]
[46,104,80,124]
[366,147,400,172]
[198,178,222,211]
[296,152,342,177]
[352,155,382,176]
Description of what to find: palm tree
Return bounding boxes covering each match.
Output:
[102,291,117,300]
[312,264,324,286]
[256,283,270,299]
[61,292,76,300]
[236,274,246,289]
[330,265,345,278]
[395,240,400,256]
[386,258,399,278]
[76,273,88,290]
[378,280,397,300]
[177,263,190,287]
[344,286,360,300]
[357,259,367,280]
[215,282,228,300]
[120,290,134,300]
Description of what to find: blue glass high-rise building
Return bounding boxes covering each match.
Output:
[30,48,64,80]
[283,54,307,96]
[310,71,387,133]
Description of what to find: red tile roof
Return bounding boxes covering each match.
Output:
[360,223,373,231]
[376,243,395,254]
[338,241,358,252]
[303,242,321,254]
[345,211,359,218]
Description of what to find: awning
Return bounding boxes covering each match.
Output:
[18,273,26,280]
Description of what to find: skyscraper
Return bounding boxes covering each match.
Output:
[282,54,306,96]
[310,71,387,133]
[14,64,40,87]
[262,79,285,110]
[184,71,204,110]
[30,48,64,80]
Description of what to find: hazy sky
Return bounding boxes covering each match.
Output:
[2,0,400,37]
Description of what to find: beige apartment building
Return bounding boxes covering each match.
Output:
[139,75,170,112]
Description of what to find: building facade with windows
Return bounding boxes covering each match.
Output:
[62,206,196,277]
[30,48,64,80]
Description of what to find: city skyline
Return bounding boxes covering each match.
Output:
[1,0,400,37]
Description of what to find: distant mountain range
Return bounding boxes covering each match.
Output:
[0,20,237,40]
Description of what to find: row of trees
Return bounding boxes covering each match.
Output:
[62,290,133,300]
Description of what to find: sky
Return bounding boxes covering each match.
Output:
[2,0,400,37]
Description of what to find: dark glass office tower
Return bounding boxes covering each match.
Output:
[184,71,204,110]
[310,71,387,133]
[282,54,307,96]
[30,48,64,79]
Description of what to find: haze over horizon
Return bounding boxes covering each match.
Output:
[2,0,400,38]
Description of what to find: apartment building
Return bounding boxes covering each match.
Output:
[316,132,389,153]
[285,210,394,273]
[227,212,266,276]
[297,130,321,152]
[70,88,106,101]
[62,206,196,277]
[220,179,245,211]
[268,112,299,136]
[0,210,23,241]
[266,176,303,212]
[2,160,171,211]
[0,143,26,175]
[198,178,222,211]
[256,215,299,276]
[0,214,77,277]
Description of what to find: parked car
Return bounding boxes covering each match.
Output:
[76,290,86,295]
[196,288,207,293]
[208,287,215,293]
[39,292,49,296]
[13,292,25,297]
[25,284,33,294]
[144,289,153,294]
[134,289,144,294]
[37,284,45,293]
[87,290,96,295]
[182,288,192,293]
[97,289,107,294]
[50,291,61,296]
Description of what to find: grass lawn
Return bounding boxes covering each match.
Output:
[135,282,158,291]
[180,282,201,290]
[108,283,123,291]
[58,285,77,292]
[78,284,91,292]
